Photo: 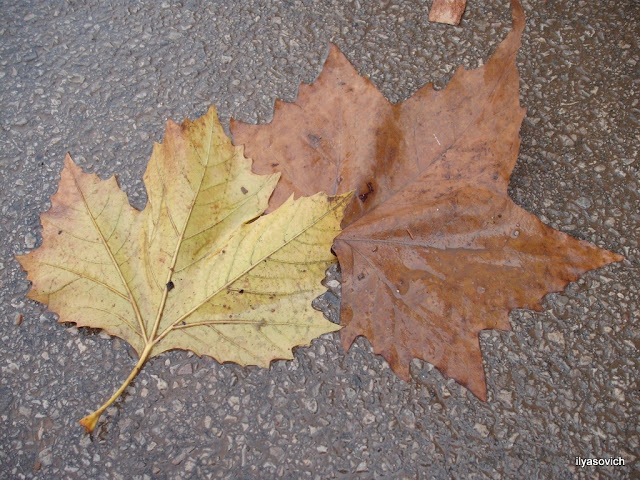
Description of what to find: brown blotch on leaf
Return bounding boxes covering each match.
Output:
[358,182,374,203]
[307,133,322,149]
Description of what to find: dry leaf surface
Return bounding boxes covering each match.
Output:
[17,106,349,431]
[231,0,623,400]
[429,0,467,25]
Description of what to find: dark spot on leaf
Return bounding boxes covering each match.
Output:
[271,163,279,167]
[358,182,374,202]
[307,133,321,149]
[241,186,248,195]
[166,281,174,291]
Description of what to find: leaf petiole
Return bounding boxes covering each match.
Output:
[78,342,154,433]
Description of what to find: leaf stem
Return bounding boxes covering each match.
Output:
[78,342,153,433]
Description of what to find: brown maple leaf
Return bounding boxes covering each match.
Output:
[230,0,623,400]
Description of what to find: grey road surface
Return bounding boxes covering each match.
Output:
[1,0,638,478]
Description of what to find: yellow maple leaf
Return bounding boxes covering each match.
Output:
[17,106,350,432]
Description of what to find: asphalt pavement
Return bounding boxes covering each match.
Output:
[1,0,638,478]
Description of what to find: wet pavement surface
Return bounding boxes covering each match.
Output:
[1,0,638,478]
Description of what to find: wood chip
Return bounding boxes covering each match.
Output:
[429,0,467,25]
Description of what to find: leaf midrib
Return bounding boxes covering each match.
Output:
[146,117,217,344]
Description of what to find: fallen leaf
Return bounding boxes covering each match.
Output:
[230,0,623,399]
[17,106,350,431]
[429,0,467,25]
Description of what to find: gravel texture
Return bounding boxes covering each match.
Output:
[1,0,638,478]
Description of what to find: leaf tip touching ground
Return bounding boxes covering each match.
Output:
[581,243,625,275]
[63,152,75,168]
[327,322,343,333]
[466,371,488,402]
[510,0,526,34]
[604,250,625,264]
